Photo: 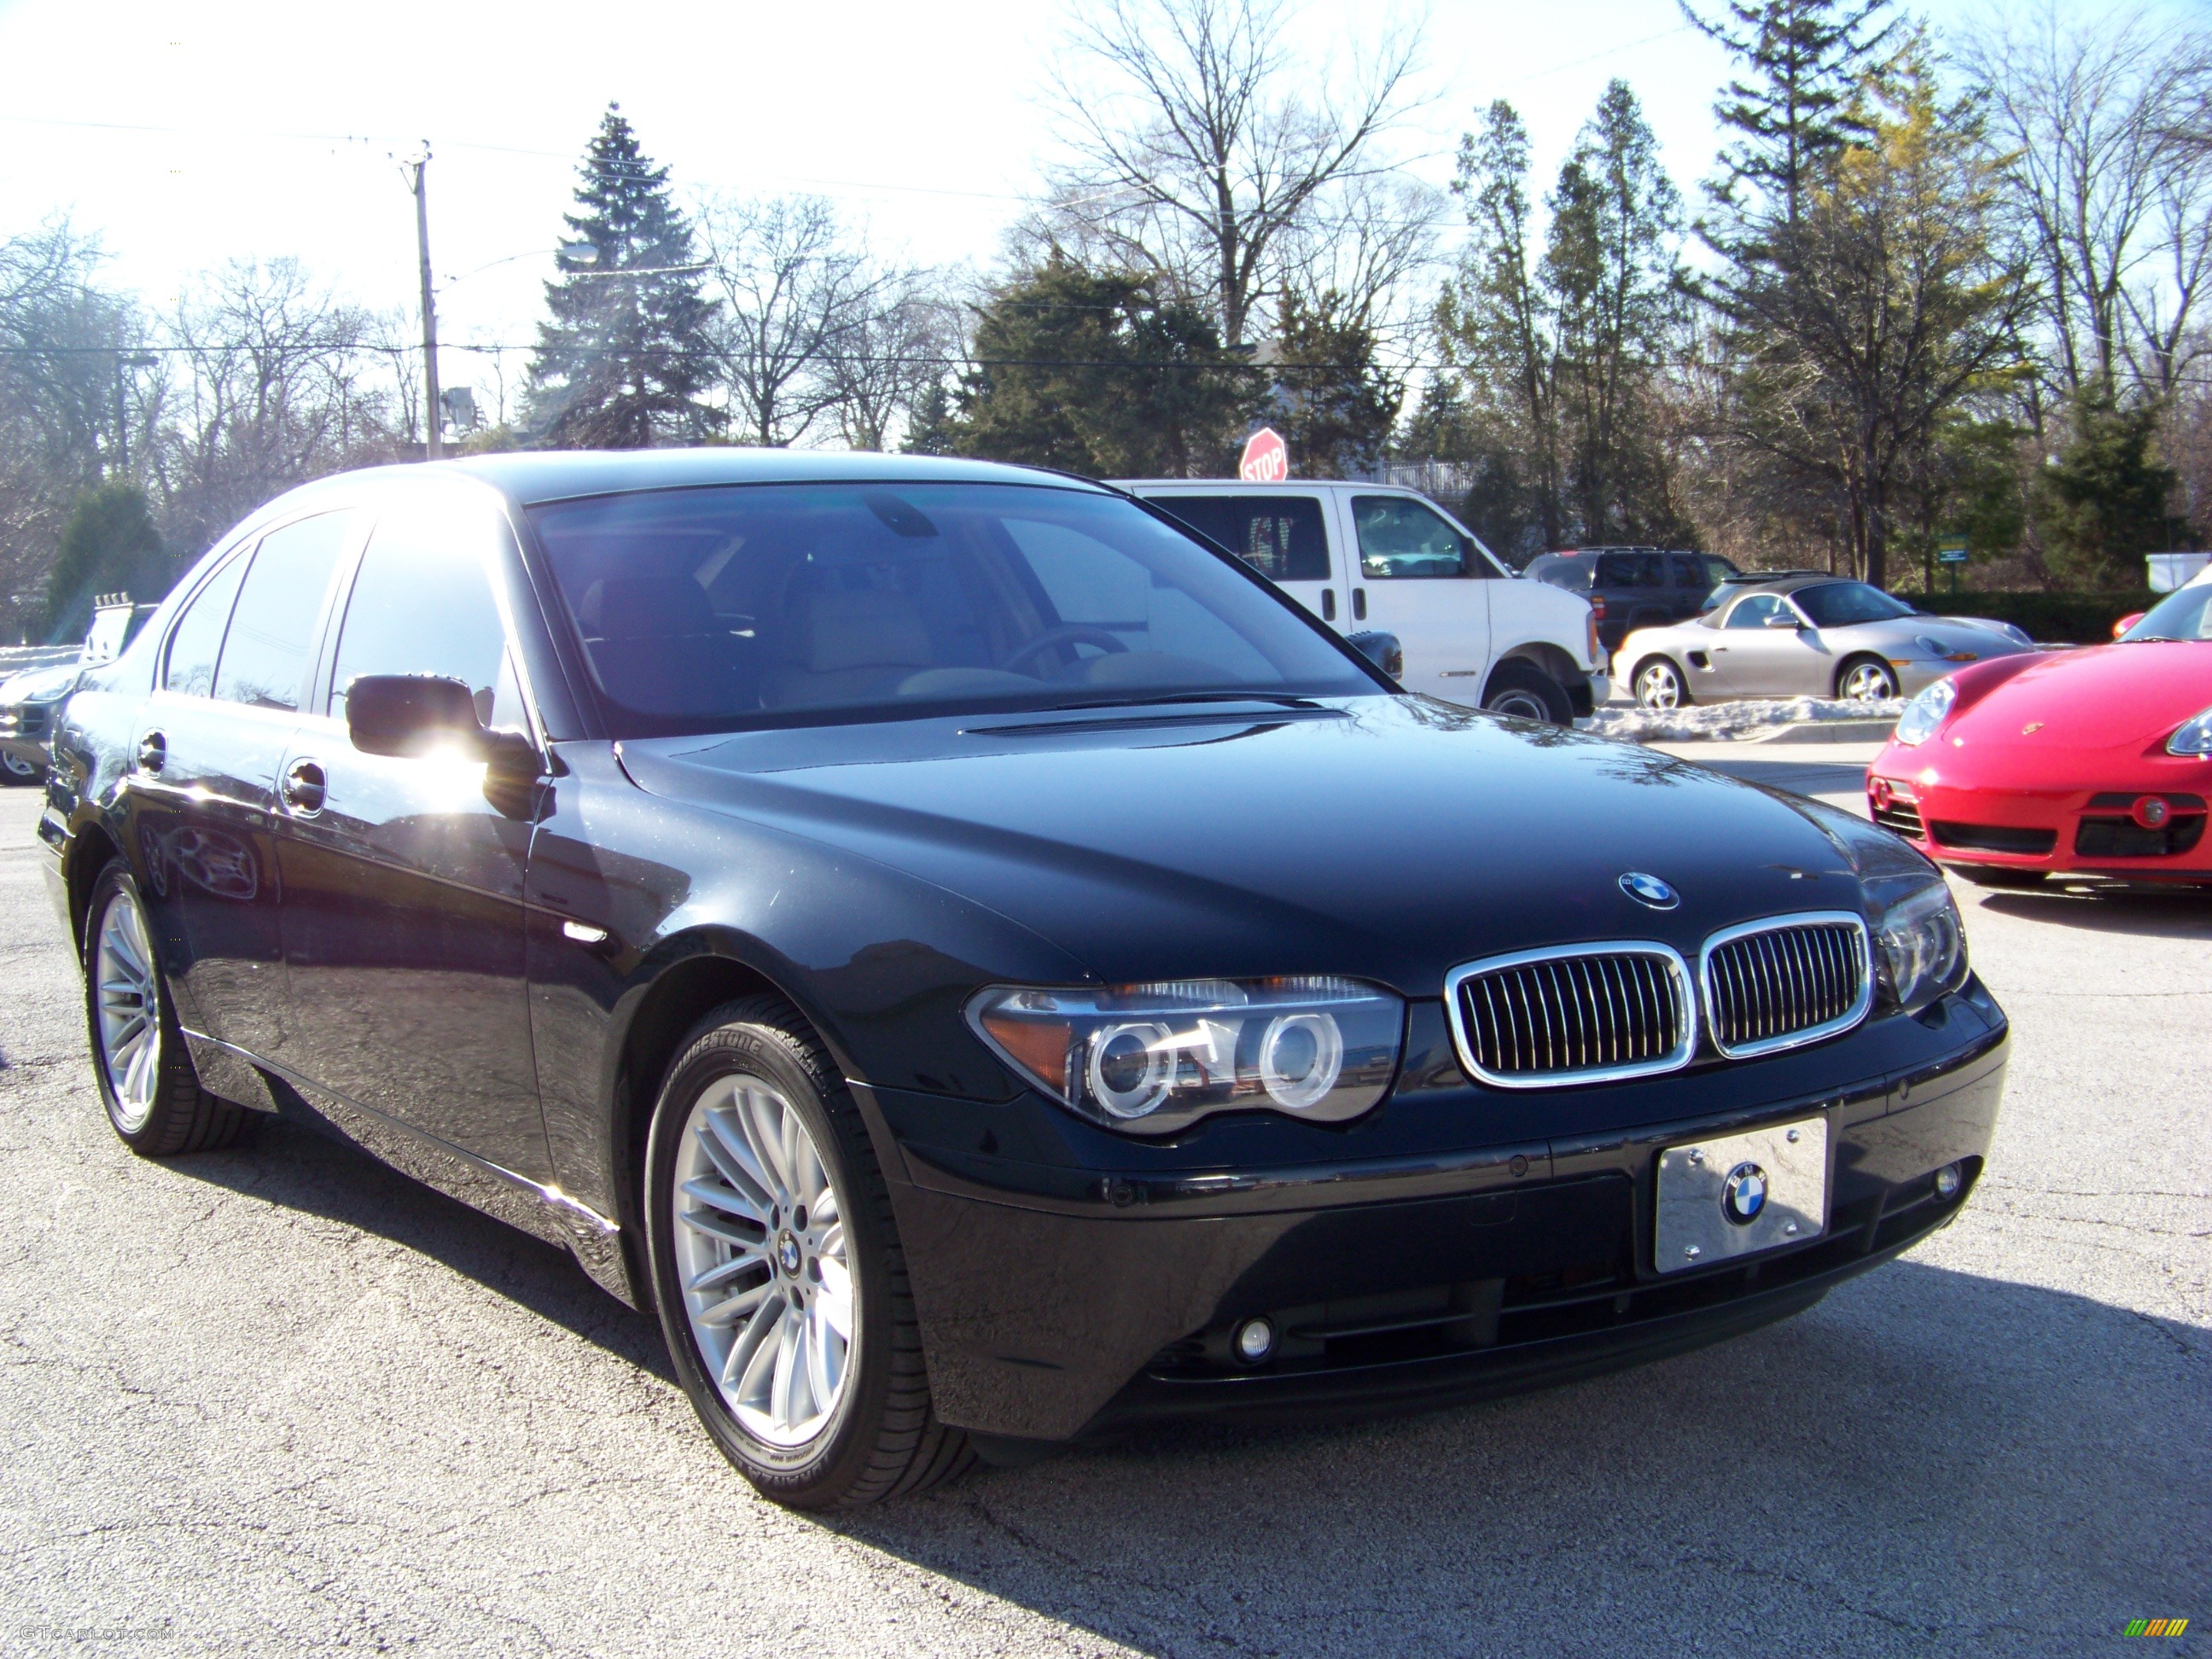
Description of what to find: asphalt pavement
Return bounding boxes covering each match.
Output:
[0,757,2205,1657]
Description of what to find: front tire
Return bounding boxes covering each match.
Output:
[644,995,973,1509]
[1482,660,1573,724]
[83,863,248,1155]
[1633,656,1690,710]
[1837,655,1900,701]
[2,748,38,785]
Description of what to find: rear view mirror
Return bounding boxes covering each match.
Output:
[2114,612,2145,639]
[346,673,535,771]
[1345,630,1404,680]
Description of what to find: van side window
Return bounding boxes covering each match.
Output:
[162,551,252,698]
[1351,497,1479,579]
[331,501,518,728]
[1150,495,1330,582]
[212,512,354,712]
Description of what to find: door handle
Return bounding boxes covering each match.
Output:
[282,758,327,815]
[136,730,165,773]
[1352,588,1367,621]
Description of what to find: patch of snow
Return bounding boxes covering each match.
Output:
[1579,696,1906,743]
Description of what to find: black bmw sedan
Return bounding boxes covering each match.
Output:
[38,451,2006,1508]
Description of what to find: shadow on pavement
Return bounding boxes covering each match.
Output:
[1976,883,2212,939]
[167,1114,672,1382]
[826,1260,2208,1656]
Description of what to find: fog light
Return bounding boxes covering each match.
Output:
[1934,1162,1963,1200]
[2134,795,2172,830]
[1234,1317,1276,1365]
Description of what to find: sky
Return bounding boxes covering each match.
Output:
[0,0,2141,417]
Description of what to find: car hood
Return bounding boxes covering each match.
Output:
[1945,641,2212,755]
[0,661,80,704]
[618,696,1875,993]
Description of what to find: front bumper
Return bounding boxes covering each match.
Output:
[1868,754,2212,879]
[866,984,2008,1441]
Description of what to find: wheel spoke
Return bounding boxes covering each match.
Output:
[739,1086,793,1203]
[806,1302,835,1411]
[817,1259,853,1341]
[680,1174,768,1227]
[724,1290,784,1392]
[681,1206,765,1250]
[698,1108,777,1213]
[688,1249,767,1295]
[770,1302,805,1428]
[695,1277,771,1329]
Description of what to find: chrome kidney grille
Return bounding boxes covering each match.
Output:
[1700,912,1871,1059]
[1445,945,1696,1088]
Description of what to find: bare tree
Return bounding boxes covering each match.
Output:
[1966,3,2212,405]
[1044,0,1428,346]
[696,195,877,447]
[830,274,961,451]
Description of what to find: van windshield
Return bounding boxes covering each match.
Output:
[528,481,1377,736]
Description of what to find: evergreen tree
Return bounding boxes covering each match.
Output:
[43,481,168,642]
[948,254,1257,477]
[2037,392,2181,588]
[900,379,958,456]
[1684,0,1898,227]
[1269,291,1403,477]
[526,105,717,448]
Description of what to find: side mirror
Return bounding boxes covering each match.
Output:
[1346,630,1404,681]
[2114,612,2145,640]
[346,673,535,771]
[1765,611,1804,630]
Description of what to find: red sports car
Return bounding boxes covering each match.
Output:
[1866,576,2212,888]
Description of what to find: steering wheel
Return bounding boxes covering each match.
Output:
[998,626,1130,675]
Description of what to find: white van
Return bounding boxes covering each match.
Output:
[1114,480,1607,721]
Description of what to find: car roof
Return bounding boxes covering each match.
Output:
[1719,573,1856,597]
[436,448,1105,507]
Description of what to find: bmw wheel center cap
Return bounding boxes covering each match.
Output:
[1619,871,1679,910]
[1721,1161,1768,1225]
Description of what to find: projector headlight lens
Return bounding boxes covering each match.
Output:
[1893,678,1956,746]
[969,977,1403,1133]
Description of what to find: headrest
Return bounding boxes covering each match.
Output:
[793,587,932,672]
[597,577,711,639]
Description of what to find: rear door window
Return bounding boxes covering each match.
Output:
[212,512,353,712]
[1151,495,1330,582]
[330,501,521,729]
[1598,553,1665,588]
[1668,555,1707,589]
[1351,496,1476,578]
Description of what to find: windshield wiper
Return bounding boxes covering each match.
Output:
[1037,690,1329,714]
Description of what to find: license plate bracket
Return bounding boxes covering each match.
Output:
[1654,1115,1829,1275]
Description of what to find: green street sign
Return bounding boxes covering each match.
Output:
[1937,549,1969,564]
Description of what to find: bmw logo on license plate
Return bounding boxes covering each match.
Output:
[1721,1161,1768,1225]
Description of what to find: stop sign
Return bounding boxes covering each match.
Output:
[1238,427,1289,481]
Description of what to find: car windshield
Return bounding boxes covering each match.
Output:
[1791,582,1918,628]
[527,481,1377,736]
[2121,581,2212,642]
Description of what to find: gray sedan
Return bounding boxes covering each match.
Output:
[1615,576,2035,708]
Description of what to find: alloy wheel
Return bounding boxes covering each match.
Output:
[1841,661,1898,701]
[1,750,37,781]
[94,888,161,1133]
[1636,663,1683,709]
[672,1074,857,1448]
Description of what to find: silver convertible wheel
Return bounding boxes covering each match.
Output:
[93,887,162,1132]
[1634,658,1686,710]
[1838,658,1900,701]
[673,1074,857,1448]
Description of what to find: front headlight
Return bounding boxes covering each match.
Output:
[1893,678,1956,746]
[1871,880,1968,1014]
[968,976,1404,1134]
[2167,706,2212,756]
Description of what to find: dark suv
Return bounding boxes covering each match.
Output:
[1525,550,1740,653]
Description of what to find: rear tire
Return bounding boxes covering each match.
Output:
[82,862,249,1155]
[1482,660,1573,725]
[1953,864,2047,890]
[2,749,38,785]
[644,994,974,1509]
[1633,657,1691,710]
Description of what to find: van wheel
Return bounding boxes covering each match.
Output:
[1482,661,1572,725]
[645,994,975,1509]
[1633,657,1691,710]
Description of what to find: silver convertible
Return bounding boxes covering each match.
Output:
[1615,575,2035,708]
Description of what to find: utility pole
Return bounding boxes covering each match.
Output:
[405,146,443,460]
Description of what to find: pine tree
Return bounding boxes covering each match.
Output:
[43,482,168,642]
[2038,393,2180,588]
[1270,291,1404,476]
[1684,0,1898,227]
[525,105,717,448]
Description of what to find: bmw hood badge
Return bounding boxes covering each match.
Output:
[1619,871,1679,910]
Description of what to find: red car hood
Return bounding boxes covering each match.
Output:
[1925,643,2212,788]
